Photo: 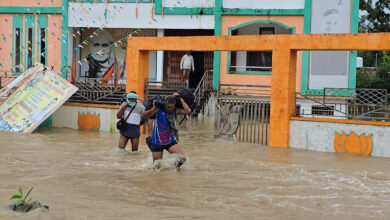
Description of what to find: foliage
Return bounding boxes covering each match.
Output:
[359,0,390,33]
[358,0,390,67]
[9,187,33,206]
[357,63,390,91]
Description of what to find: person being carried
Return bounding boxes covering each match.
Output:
[116,91,145,151]
[141,93,191,169]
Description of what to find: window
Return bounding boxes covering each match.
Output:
[246,28,274,71]
[312,105,335,116]
[40,28,46,65]
[27,28,33,68]
[14,28,21,73]
[38,16,48,66]
[295,105,301,116]
[229,27,275,73]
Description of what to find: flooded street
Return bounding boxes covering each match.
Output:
[0,119,390,219]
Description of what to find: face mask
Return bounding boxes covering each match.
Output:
[127,100,136,107]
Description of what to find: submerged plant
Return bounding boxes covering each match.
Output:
[9,187,33,206]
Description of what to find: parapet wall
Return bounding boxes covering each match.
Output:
[290,117,390,158]
[52,104,119,133]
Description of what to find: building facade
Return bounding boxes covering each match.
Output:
[0,0,360,131]
[1,0,359,91]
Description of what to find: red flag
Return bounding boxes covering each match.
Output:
[113,57,120,91]
[122,50,127,77]
[100,63,115,86]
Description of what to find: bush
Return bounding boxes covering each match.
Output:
[357,63,390,91]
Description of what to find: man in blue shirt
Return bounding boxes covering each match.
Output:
[142,93,191,169]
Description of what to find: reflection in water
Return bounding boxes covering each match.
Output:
[0,118,390,219]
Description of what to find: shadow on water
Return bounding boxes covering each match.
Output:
[0,118,390,219]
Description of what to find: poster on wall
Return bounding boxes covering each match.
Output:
[0,67,78,133]
[309,0,351,89]
[79,28,157,80]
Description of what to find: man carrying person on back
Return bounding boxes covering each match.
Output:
[142,93,191,169]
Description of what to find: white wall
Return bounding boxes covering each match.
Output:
[309,0,351,89]
[156,29,164,82]
[290,120,390,158]
[149,51,157,80]
[69,3,214,29]
[53,105,118,133]
[223,0,304,9]
[163,0,214,8]
[67,28,74,81]
[297,98,347,119]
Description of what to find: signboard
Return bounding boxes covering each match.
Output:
[0,66,78,133]
[309,0,351,89]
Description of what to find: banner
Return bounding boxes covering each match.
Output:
[0,67,78,133]
[79,28,157,80]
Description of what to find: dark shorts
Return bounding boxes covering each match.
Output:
[148,140,178,152]
[120,123,140,138]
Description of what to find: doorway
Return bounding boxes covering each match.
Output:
[164,51,213,89]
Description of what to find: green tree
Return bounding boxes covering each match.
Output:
[359,0,390,33]
[358,1,390,68]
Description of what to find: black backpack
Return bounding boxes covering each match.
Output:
[144,96,165,119]
[175,89,195,112]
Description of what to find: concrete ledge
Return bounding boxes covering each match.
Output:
[291,116,390,127]
[290,118,390,158]
[63,102,120,109]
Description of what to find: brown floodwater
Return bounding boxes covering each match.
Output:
[0,118,390,219]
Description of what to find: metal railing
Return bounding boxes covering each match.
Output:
[191,70,213,117]
[67,78,126,105]
[215,97,270,146]
[218,84,271,97]
[144,80,188,101]
[230,65,272,72]
[296,88,390,121]
[146,81,188,90]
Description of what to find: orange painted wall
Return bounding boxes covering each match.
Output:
[47,15,62,72]
[0,12,62,76]
[0,14,13,76]
[0,0,62,7]
[220,15,304,91]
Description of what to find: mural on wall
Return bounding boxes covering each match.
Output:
[334,132,373,156]
[79,28,157,80]
[78,112,100,130]
[81,29,118,79]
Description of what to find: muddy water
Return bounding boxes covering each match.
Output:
[0,119,390,219]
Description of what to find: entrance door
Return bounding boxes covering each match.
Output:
[189,52,204,88]
[164,51,213,89]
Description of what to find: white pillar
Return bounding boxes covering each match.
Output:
[156,29,164,82]
[75,28,81,80]
[67,28,73,81]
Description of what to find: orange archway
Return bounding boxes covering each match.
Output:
[126,33,390,148]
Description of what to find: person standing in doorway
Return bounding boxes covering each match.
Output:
[180,51,195,84]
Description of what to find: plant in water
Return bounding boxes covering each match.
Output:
[9,187,33,206]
